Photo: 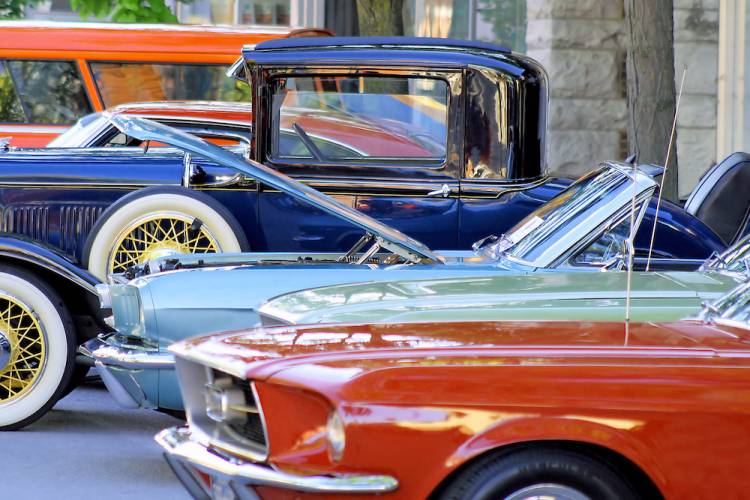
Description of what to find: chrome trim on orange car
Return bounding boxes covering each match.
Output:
[156,426,399,495]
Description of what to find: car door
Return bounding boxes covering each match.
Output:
[256,70,462,252]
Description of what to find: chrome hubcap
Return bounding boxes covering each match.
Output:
[0,331,9,372]
[505,484,590,500]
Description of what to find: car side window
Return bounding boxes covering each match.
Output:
[90,62,251,108]
[269,75,448,164]
[1,59,91,124]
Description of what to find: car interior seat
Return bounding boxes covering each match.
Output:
[684,151,750,246]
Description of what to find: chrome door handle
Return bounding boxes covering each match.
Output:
[427,184,452,198]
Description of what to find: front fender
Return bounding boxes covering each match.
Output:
[0,233,100,295]
[445,415,665,495]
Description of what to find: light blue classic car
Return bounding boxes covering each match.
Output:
[79,120,750,412]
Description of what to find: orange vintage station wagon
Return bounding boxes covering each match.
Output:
[158,281,750,499]
[0,21,291,146]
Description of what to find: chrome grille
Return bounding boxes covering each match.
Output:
[176,357,269,462]
[224,377,266,446]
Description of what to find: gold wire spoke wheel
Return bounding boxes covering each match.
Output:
[107,212,221,274]
[0,294,46,404]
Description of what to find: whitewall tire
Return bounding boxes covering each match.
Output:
[0,265,74,430]
[83,187,249,281]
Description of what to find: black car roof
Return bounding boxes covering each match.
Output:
[254,36,511,54]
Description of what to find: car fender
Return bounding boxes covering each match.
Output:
[443,415,666,495]
[0,233,100,296]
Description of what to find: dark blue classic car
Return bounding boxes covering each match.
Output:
[0,37,747,430]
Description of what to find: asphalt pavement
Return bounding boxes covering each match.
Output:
[1,379,189,500]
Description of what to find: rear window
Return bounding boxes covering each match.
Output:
[0,60,92,124]
[90,62,250,107]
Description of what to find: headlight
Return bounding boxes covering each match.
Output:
[326,410,346,462]
[95,284,112,309]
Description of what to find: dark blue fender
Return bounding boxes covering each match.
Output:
[0,234,100,295]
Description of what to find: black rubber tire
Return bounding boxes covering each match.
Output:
[82,185,250,279]
[58,363,90,400]
[438,448,641,500]
[0,264,75,430]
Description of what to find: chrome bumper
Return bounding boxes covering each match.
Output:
[80,336,174,370]
[156,427,399,497]
[79,336,174,409]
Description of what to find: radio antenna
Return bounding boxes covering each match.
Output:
[645,67,687,271]
[624,159,638,343]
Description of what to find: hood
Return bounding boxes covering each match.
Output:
[109,115,441,263]
[132,264,496,346]
[258,271,738,325]
[170,317,750,383]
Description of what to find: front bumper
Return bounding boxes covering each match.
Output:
[80,335,175,409]
[156,427,399,498]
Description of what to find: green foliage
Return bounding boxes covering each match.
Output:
[0,0,45,19]
[71,0,179,23]
[478,0,527,52]
[1,0,185,22]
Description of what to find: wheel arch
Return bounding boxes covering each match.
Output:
[0,235,104,343]
[81,184,250,266]
[428,416,665,500]
[430,439,663,500]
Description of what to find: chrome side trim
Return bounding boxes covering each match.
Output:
[0,331,10,372]
[459,176,549,198]
[80,336,174,370]
[156,427,399,494]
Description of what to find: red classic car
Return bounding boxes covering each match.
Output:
[156,282,750,499]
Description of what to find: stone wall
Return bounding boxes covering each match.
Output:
[673,0,719,198]
[527,0,720,198]
[526,0,627,178]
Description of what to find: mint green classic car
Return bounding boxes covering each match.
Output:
[257,243,750,326]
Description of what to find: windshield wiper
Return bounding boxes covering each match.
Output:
[293,123,328,162]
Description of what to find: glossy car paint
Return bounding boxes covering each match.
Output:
[0,38,727,266]
[257,270,741,326]
[168,316,750,499]
[87,125,734,411]
[0,21,289,146]
[106,262,741,411]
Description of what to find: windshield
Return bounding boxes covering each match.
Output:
[702,233,750,275]
[48,113,109,147]
[477,166,629,264]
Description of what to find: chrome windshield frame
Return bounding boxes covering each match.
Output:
[493,162,657,269]
[701,233,750,275]
[699,280,750,329]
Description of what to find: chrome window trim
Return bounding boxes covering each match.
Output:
[554,190,653,269]
[503,163,657,269]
